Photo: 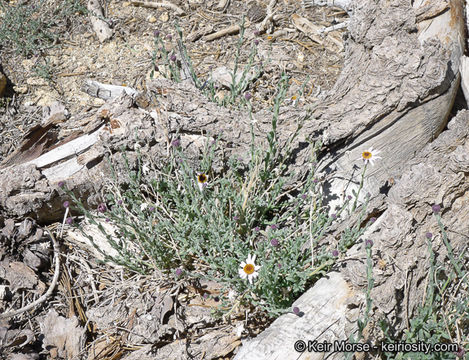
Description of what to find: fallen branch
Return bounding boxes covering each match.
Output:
[130,0,185,16]
[203,24,241,41]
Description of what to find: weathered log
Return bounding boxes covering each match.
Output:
[310,0,464,212]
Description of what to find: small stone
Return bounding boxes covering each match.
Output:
[148,15,157,23]
[160,12,169,22]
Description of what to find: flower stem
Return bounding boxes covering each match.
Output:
[352,163,367,212]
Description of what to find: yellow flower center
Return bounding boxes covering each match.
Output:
[243,264,255,275]
[198,174,207,183]
[362,151,372,160]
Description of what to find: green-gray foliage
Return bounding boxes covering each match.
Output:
[0,0,87,56]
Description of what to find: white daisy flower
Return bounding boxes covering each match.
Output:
[238,254,261,285]
[197,173,208,191]
[357,147,382,166]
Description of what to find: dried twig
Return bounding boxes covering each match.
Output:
[203,24,241,42]
[0,227,61,319]
[130,0,185,16]
[318,20,349,34]
[257,0,277,33]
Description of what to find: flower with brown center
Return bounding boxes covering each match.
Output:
[197,173,208,191]
[238,254,261,284]
[357,147,382,166]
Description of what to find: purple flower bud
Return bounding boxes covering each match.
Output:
[301,194,307,200]
[313,178,319,183]
[347,195,352,200]
[175,268,183,276]
[425,232,432,239]
[254,226,260,232]
[253,30,260,36]
[244,92,252,101]
[63,201,70,208]
[292,306,300,315]
[166,34,172,40]
[254,39,259,46]
[66,217,73,225]
[332,250,339,257]
[98,203,107,213]
[117,200,123,205]
[369,217,376,223]
[105,218,110,222]
[149,207,155,212]
[270,224,278,230]
[271,238,279,247]
[58,181,65,188]
[277,263,282,269]
[233,215,239,221]
[331,213,337,220]
[153,30,160,37]
[170,54,177,62]
[171,138,181,147]
[432,204,441,214]
[365,239,373,248]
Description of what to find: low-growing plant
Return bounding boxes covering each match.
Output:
[150,18,262,107]
[0,0,87,56]
[62,77,373,317]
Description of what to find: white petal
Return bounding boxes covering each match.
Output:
[235,323,244,337]
[240,261,247,268]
